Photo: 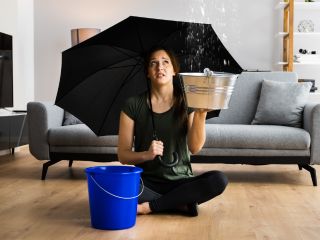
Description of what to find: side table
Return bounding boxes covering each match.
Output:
[0,110,28,154]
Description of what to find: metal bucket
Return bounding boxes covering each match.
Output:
[179,72,238,110]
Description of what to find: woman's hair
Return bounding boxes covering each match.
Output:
[144,46,188,134]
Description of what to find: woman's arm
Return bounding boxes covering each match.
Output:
[187,110,208,154]
[117,111,163,165]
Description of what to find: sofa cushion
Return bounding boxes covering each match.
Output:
[48,124,118,146]
[63,111,83,125]
[251,80,312,127]
[206,71,298,125]
[204,124,310,150]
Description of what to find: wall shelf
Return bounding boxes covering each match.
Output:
[309,92,320,103]
[279,2,320,10]
[278,32,320,37]
[278,61,320,65]
[295,2,320,10]
[278,0,320,72]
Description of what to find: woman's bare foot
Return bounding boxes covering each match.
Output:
[137,202,151,215]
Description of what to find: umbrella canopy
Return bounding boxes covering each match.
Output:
[55,16,242,136]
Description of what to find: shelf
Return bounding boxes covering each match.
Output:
[278,61,320,65]
[277,2,288,9]
[278,62,288,65]
[278,0,320,73]
[294,62,320,65]
[295,2,320,10]
[278,32,320,37]
[308,92,320,103]
[278,2,320,10]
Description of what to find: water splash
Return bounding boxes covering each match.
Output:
[182,0,240,73]
[203,68,214,76]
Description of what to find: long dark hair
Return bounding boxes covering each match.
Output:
[144,46,188,134]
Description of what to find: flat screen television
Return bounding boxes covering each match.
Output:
[0,32,13,108]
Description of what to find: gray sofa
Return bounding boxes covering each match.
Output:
[27,71,320,185]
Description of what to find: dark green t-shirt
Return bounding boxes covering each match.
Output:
[122,92,194,182]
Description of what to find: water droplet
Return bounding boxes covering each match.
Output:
[222,33,228,41]
[200,6,205,16]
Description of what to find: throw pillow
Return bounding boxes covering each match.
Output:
[251,79,312,127]
[63,111,83,125]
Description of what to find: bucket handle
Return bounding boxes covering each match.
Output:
[90,175,144,200]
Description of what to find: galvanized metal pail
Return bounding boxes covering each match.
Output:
[179,72,238,110]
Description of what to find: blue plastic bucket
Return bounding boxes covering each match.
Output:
[85,166,143,230]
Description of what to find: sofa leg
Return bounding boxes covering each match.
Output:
[41,160,62,180]
[298,164,317,186]
[298,164,302,170]
[69,160,73,167]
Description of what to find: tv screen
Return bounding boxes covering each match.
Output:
[0,32,13,108]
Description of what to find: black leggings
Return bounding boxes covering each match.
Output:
[138,170,228,212]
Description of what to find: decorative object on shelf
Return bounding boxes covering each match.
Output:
[294,54,300,62]
[294,53,320,63]
[299,49,317,54]
[299,49,308,54]
[297,20,315,32]
[305,0,314,2]
[71,28,101,46]
[294,47,320,63]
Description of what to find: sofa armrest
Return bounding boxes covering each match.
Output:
[303,103,320,164]
[27,102,64,160]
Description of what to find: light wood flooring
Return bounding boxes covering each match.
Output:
[1,146,320,240]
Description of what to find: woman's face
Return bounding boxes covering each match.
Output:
[147,50,176,87]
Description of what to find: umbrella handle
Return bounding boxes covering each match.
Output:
[152,132,179,167]
[157,152,179,168]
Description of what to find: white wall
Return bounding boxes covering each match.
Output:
[15,0,34,110]
[33,0,277,102]
[0,0,17,35]
[0,0,34,110]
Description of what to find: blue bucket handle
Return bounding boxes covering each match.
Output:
[90,175,144,200]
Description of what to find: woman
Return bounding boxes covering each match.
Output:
[118,46,228,216]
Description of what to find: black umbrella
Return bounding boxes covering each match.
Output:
[55,16,242,137]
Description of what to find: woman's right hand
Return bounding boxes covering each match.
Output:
[146,140,164,160]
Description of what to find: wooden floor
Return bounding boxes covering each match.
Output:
[1,146,320,240]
